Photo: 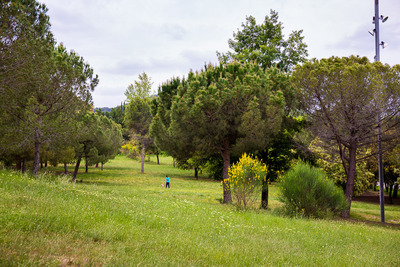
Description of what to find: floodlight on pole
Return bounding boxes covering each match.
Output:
[380,15,389,22]
[368,29,376,36]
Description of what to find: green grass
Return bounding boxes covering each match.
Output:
[1,155,399,266]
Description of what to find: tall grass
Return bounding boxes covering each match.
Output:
[0,155,399,266]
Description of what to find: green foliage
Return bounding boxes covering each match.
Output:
[279,162,348,218]
[124,74,155,173]
[309,138,374,196]
[0,1,98,175]
[291,56,400,217]
[120,141,138,159]
[228,153,267,209]
[217,10,308,72]
[125,72,153,101]
[167,62,288,203]
[72,112,122,179]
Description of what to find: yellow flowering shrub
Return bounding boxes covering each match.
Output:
[228,153,268,209]
[120,141,138,159]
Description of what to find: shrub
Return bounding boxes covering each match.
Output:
[120,141,138,159]
[228,153,268,209]
[279,162,348,218]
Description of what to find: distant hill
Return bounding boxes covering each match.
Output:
[94,107,112,112]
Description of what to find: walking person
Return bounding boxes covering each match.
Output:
[165,175,170,188]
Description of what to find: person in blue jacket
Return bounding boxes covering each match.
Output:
[165,175,170,188]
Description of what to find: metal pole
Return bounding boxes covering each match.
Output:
[374,0,385,223]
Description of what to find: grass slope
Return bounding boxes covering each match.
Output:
[0,155,399,266]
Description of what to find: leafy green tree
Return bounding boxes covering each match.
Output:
[94,115,123,170]
[0,0,52,171]
[218,10,308,207]
[292,56,400,218]
[150,78,189,160]
[309,137,374,196]
[72,113,122,180]
[125,72,153,101]
[124,73,154,173]
[169,62,287,203]
[217,10,308,72]
[0,1,98,176]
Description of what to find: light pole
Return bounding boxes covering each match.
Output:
[371,0,387,223]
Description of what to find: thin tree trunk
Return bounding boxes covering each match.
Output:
[220,142,232,203]
[101,162,104,171]
[389,185,393,204]
[141,140,145,173]
[22,158,26,174]
[156,153,160,165]
[261,180,268,209]
[85,156,89,173]
[95,162,99,168]
[32,140,41,176]
[195,168,199,180]
[16,155,21,171]
[342,143,357,218]
[64,163,68,174]
[393,183,398,199]
[72,157,81,182]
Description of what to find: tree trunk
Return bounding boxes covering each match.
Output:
[45,162,47,168]
[32,140,41,176]
[389,184,393,204]
[261,180,268,209]
[16,155,21,171]
[72,157,81,182]
[342,143,357,218]
[173,158,175,168]
[85,156,89,173]
[64,163,68,174]
[194,168,199,180]
[156,153,160,165]
[22,158,26,174]
[220,143,232,203]
[95,162,99,168]
[101,162,104,171]
[393,183,398,199]
[141,140,145,173]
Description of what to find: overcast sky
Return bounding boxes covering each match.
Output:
[45,0,400,108]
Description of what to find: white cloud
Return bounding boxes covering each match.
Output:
[45,0,400,107]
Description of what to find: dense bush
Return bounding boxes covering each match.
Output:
[120,141,138,159]
[228,153,268,209]
[279,162,348,218]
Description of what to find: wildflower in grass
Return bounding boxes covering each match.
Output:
[228,153,267,209]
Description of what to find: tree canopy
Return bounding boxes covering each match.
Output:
[292,56,400,217]
[124,73,154,173]
[166,62,289,202]
[1,0,98,176]
[217,10,308,72]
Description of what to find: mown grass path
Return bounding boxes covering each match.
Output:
[1,155,399,266]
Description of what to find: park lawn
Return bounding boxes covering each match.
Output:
[0,155,399,266]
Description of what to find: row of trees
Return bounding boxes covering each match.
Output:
[118,10,400,217]
[0,0,122,177]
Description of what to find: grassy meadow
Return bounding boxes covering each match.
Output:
[1,155,399,266]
